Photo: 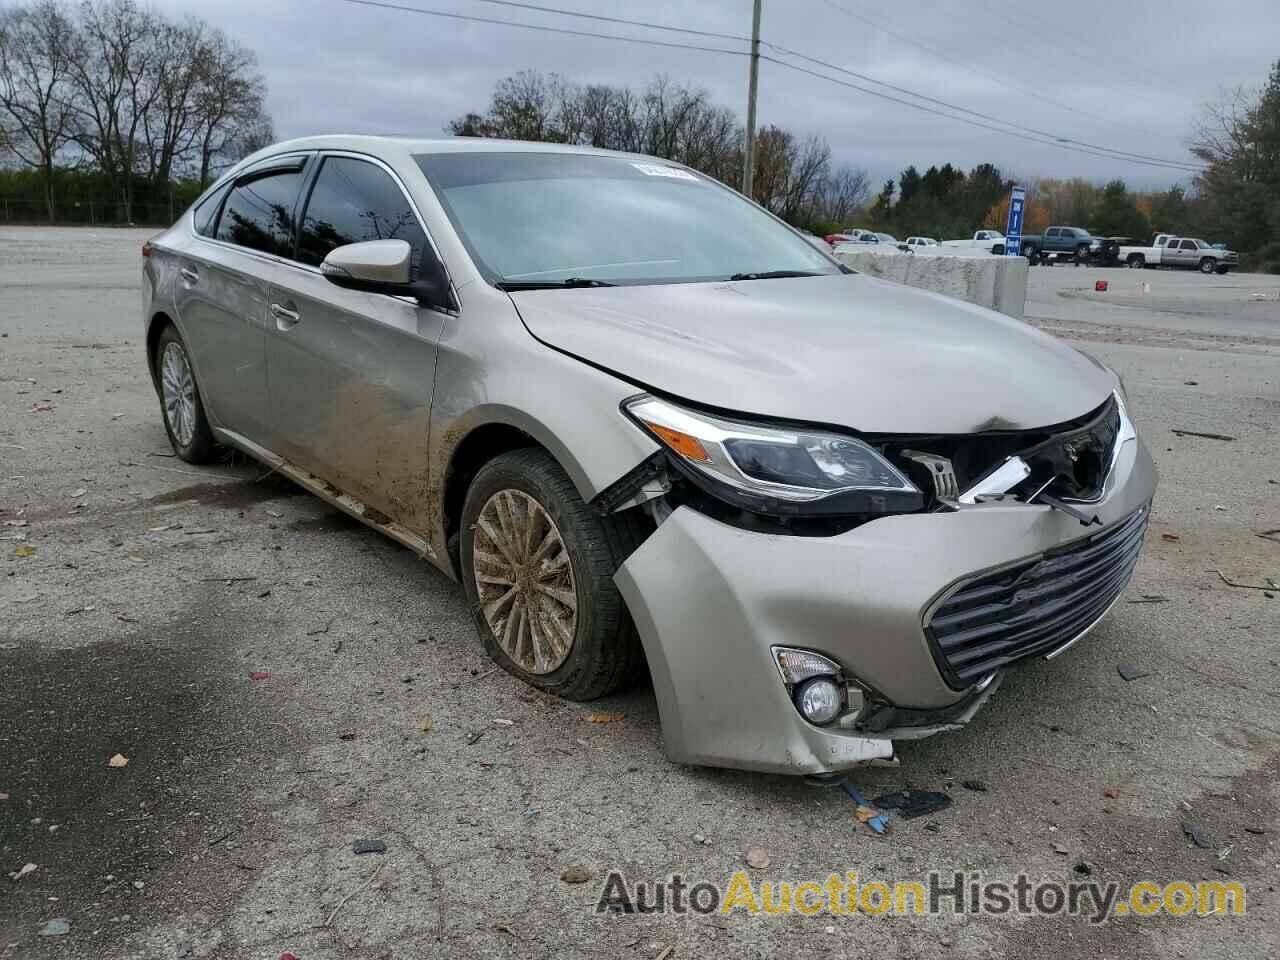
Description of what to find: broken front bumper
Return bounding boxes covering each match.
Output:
[614,432,1156,775]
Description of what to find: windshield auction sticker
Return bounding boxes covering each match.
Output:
[594,870,1246,923]
[630,162,700,181]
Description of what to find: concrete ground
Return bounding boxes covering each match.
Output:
[1,226,1278,959]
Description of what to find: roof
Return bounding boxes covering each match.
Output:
[261,134,653,161]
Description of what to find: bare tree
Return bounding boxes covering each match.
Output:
[64,0,166,220]
[0,0,77,220]
[191,29,269,187]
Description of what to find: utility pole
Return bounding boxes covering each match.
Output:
[741,0,762,200]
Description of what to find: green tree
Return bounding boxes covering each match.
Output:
[1191,60,1280,270]
[1090,179,1150,238]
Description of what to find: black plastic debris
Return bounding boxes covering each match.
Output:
[960,779,989,793]
[1116,663,1149,682]
[1182,822,1211,849]
[352,838,387,855]
[872,790,953,820]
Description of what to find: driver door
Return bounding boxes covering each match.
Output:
[264,154,448,533]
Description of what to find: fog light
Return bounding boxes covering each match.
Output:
[796,677,842,726]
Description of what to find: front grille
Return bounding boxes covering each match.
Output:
[925,505,1149,688]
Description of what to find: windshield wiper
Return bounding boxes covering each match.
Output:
[727,270,823,281]
[496,277,615,291]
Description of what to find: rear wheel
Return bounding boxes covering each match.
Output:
[1199,257,1216,274]
[459,448,645,701]
[1127,254,1146,269]
[991,244,1004,256]
[155,325,216,464]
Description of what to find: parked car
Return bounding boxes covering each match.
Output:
[1018,226,1101,264]
[1121,235,1237,274]
[905,236,939,248]
[143,136,1155,775]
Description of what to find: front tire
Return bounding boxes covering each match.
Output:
[155,325,216,464]
[1215,264,1231,275]
[1021,243,1037,264]
[1074,244,1090,265]
[459,448,645,701]
[1199,257,1216,274]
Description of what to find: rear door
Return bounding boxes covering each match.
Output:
[263,153,448,533]
[173,155,309,442]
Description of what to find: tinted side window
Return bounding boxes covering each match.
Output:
[193,183,230,237]
[1046,227,1059,237]
[298,157,428,275]
[215,169,303,258]
[1180,239,1196,250]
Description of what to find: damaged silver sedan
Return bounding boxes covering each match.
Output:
[142,136,1156,775]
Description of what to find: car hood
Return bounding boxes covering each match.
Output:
[510,274,1116,434]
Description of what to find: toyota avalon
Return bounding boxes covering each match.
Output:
[142,136,1155,774]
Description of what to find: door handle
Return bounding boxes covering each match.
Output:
[179,266,199,284]
[270,301,301,329]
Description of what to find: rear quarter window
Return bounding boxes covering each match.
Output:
[192,183,230,237]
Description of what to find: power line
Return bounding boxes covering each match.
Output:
[339,0,1201,172]
[762,43,1202,171]
[468,0,750,42]
[338,0,751,57]
[817,0,1171,142]
[759,54,1202,172]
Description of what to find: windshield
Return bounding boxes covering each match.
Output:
[1191,238,1210,249]
[415,151,840,285]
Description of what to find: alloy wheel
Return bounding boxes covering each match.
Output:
[471,489,578,674]
[160,341,197,447]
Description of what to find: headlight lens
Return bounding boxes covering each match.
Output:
[624,395,922,516]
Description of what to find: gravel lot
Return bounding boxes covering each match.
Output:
[2,226,1278,959]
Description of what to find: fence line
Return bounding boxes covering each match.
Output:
[0,197,179,227]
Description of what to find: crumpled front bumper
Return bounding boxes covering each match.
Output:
[614,432,1157,775]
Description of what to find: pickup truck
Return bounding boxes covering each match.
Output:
[1121,236,1239,274]
[1018,226,1100,264]
[1117,234,1174,268]
[940,230,1006,254]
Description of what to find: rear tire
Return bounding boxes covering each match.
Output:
[1127,254,1146,269]
[992,244,1004,256]
[459,448,646,701]
[1199,257,1216,274]
[154,324,217,464]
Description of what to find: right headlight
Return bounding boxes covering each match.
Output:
[623,394,922,517]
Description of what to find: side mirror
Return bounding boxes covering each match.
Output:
[320,239,449,308]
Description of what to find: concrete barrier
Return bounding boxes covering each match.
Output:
[835,249,1029,319]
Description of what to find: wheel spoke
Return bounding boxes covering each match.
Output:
[536,549,570,579]
[537,593,573,657]
[526,612,549,673]
[535,582,577,613]
[482,585,518,621]
[476,517,519,566]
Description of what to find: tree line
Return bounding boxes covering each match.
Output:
[449,70,872,234]
[0,0,271,223]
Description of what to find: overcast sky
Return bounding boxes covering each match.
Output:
[158,0,1277,190]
